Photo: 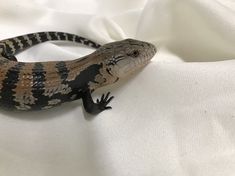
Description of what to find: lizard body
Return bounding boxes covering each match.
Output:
[0,31,156,114]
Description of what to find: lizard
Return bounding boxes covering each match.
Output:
[0,31,156,114]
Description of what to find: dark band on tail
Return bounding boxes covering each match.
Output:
[0,31,101,57]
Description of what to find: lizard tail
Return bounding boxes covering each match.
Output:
[0,31,101,57]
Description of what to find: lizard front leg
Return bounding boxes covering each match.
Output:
[81,89,114,114]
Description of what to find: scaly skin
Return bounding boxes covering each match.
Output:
[0,32,156,114]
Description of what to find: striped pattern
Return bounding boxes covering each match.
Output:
[13,63,35,110]
[0,35,157,112]
[0,57,101,110]
[28,63,47,110]
[0,31,101,60]
[55,61,69,83]
[0,62,25,109]
[0,59,16,90]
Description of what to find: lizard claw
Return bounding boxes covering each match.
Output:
[97,92,114,111]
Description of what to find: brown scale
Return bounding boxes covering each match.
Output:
[13,62,36,109]
[38,61,74,97]
[12,61,70,109]
[65,55,98,82]
[0,59,18,91]
[43,62,61,85]
[64,61,78,82]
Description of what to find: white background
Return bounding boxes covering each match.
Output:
[0,0,235,175]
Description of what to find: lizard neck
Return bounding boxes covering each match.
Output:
[67,53,119,91]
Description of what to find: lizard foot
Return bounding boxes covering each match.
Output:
[96,92,114,111]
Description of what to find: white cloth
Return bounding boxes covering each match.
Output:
[0,0,235,175]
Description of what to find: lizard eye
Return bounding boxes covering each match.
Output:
[130,50,140,57]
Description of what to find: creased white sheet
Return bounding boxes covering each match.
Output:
[0,0,235,175]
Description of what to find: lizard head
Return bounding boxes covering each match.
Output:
[97,39,156,80]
